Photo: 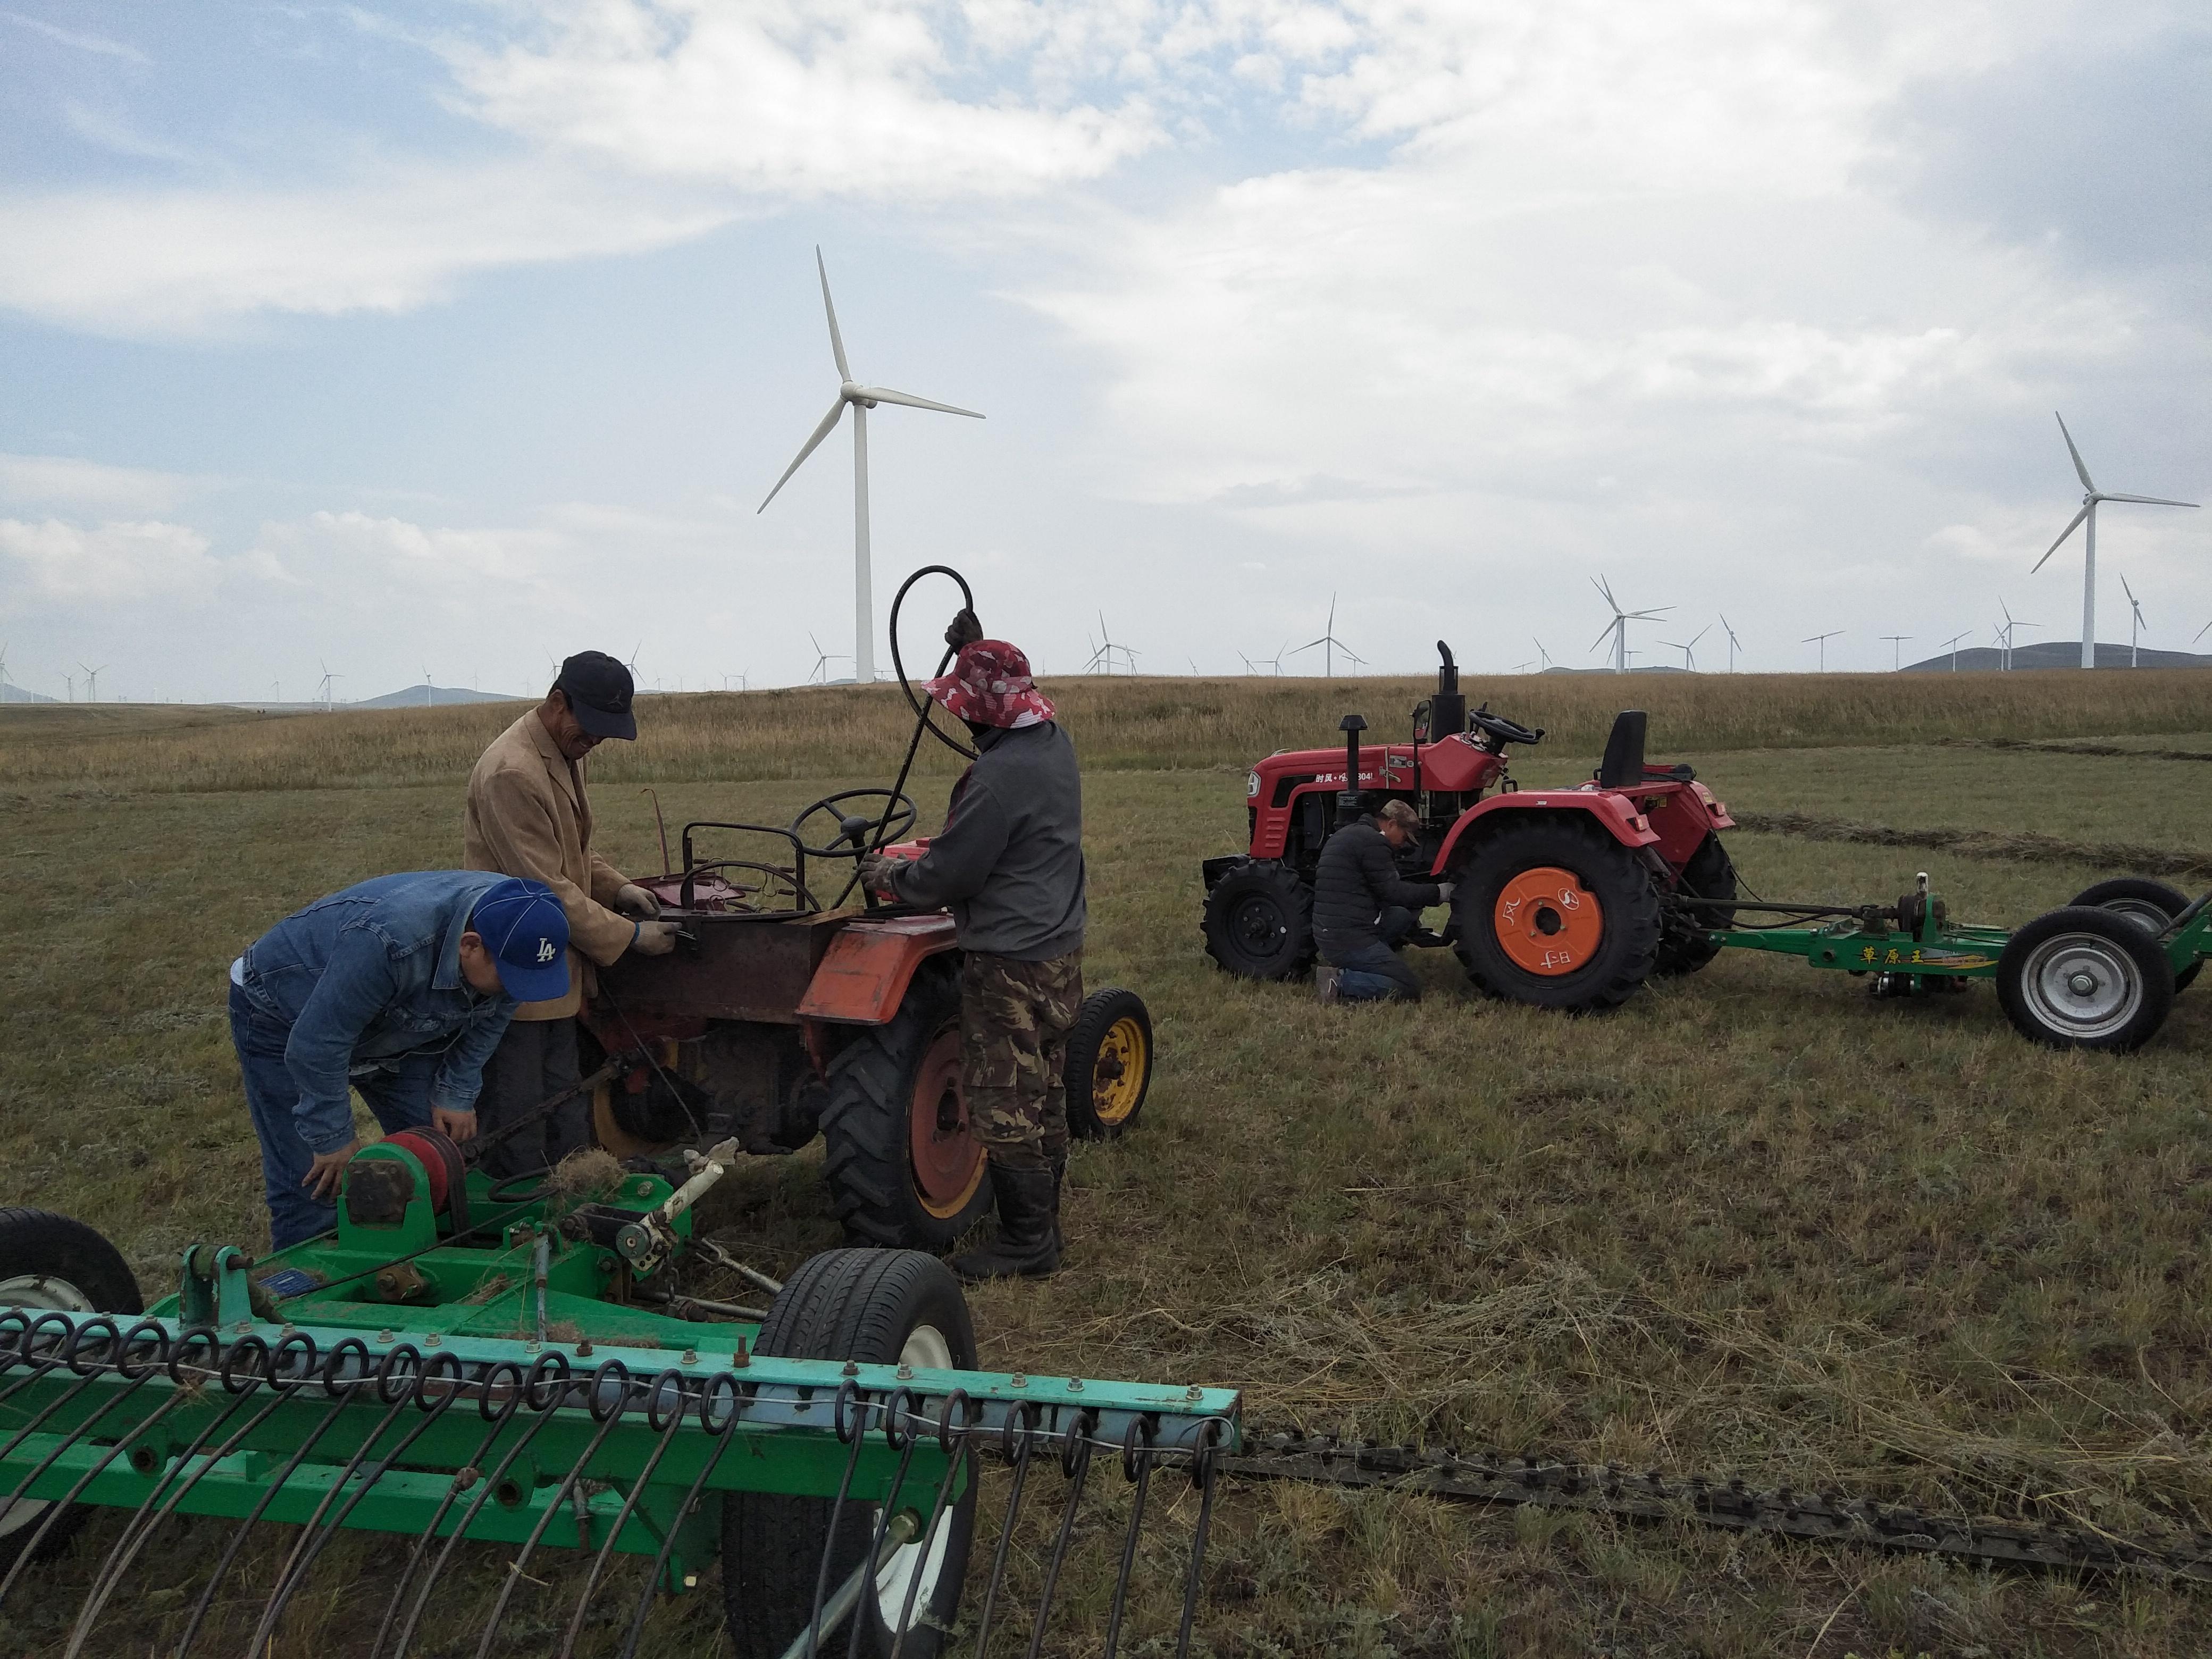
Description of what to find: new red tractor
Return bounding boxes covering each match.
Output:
[1201,643,1738,1011]
[577,791,1152,1250]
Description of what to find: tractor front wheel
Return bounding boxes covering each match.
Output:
[1451,820,1662,1011]
[2069,877,2201,992]
[724,1249,978,1659]
[820,965,993,1250]
[1998,906,2175,1051]
[1063,987,1153,1140]
[0,1209,142,1573]
[1201,860,1313,981]
[1653,834,1736,977]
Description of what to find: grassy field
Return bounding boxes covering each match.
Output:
[5,674,2212,1656]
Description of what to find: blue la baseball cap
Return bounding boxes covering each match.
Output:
[470,877,571,1001]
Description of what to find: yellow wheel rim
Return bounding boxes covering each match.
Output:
[1090,1016,1149,1126]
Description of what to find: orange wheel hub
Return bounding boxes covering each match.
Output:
[910,1024,986,1219]
[1494,867,1605,976]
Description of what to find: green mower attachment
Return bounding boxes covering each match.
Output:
[0,1142,1239,1659]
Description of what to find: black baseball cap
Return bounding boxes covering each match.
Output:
[554,651,637,740]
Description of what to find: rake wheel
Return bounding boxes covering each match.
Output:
[1063,987,1152,1141]
[2071,877,2202,992]
[724,1249,978,1659]
[1998,905,2175,1052]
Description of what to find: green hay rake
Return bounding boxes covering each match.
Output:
[0,1135,1238,1657]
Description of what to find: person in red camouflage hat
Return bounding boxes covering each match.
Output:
[859,611,1086,1279]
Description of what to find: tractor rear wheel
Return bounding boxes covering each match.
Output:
[1451,820,1662,1011]
[1063,987,1152,1140]
[0,1210,141,1573]
[724,1249,977,1659]
[1201,860,1313,980]
[820,963,993,1250]
[2070,877,2201,991]
[1998,906,2175,1051]
[1653,834,1736,977]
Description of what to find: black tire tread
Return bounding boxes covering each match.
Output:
[1449,819,1662,1012]
[1653,835,1736,977]
[1997,905,2175,1052]
[1200,861,1314,981]
[2071,877,2202,992]
[1063,987,1152,1141]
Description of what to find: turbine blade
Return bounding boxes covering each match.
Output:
[757,395,848,512]
[1689,625,1710,646]
[850,386,985,419]
[1590,574,1619,611]
[2099,492,2199,508]
[1589,621,1618,653]
[2031,505,2090,571]
[817,247,850,381]
[2055,412,2096,494]
[2196,619,2211,643]
[2121,573,2137,604]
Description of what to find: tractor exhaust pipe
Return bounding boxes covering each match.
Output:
[1428,640,1467,739]
[1338,714,1367,827]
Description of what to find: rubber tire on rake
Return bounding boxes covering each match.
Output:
[1997,904,2176,1052]
[2071,876,2202,993]
[1450,820,1662,1012]
[724,1249,978,1659]
[820,962,993,1250]
[1062,987,1153,1142]
[0,1209,143,1573]
[1200,860,1313,981]
[1652,833,1736,978]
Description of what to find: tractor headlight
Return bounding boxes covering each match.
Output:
[1247,771,1261,799]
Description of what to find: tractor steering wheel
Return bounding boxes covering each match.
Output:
[1469,708,1544,748]
[789,789,919,858]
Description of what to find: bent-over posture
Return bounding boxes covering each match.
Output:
[1312,799,1452,1003]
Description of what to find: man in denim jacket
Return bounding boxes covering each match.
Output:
[229,872,569,1248]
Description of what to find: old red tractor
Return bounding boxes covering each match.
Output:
[1201,642,1737,1010]
[579,792,1152,1249]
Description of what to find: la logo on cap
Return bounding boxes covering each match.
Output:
[535,939,558,963]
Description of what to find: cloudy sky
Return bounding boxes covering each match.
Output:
[1,1,2206,700]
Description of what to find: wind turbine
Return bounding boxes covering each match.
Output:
[79,663,105,702]
[64,672,76,702]
[1589,576,1669,673]
[1084,615,1138,675]
[1532,638,1554,671]
[1720,615,1742,673]
[1289,594,1358,678]
[2032,413,2198,669]
[1995,600,2036,671]
[422,664,433,707]
[2121,574,2147,667]
[1802,632,1842,672]
[1940,630,1971,672]
[1658,625,1708,672]
[1881,634,1913,671]
[758,248,984,685]
[807,633,850,686]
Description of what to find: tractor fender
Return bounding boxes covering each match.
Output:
[796,913,961,1027]
[1430,790,1661,875]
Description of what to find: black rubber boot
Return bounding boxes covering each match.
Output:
[951,1162,1061,1281]
[1049,1149,1068,1254]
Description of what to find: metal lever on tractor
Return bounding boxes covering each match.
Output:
[615,1138,743,1276]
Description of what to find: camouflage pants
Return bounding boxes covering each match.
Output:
[961,951,1083,1172]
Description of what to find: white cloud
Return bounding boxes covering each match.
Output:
[0,163,731,335]
[0,9,148,63]
[0,518,218,606]
[0,453,210,514]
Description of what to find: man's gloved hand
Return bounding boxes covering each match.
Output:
[614,883,663,918]
[631,920,680,957]
[944,608,984,650]
[857,853,898,898]
[1436,882,1456,904]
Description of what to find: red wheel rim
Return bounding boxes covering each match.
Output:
[909,1024,985,1218]
[1494,866,1605,976]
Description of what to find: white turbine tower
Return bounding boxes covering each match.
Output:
[2032,413,2197,669]
[1995,599,2036,672]
[1658,625,1708,671]
[1532,638,1554,671]
[1881,634,1913,671]
[2122,574,2147,667]
[1589,577,1668,673]
[1802,631,1842,672]
[1940,630,1971,672]
[1719,615,1742,673]
[758,249,984,685]
[1290,594,1358,678]
[80,662,105,702]
[806,633,849,686]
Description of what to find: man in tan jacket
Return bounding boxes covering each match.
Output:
[464,650,676,1177]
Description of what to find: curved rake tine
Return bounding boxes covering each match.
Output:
[64,1348,292,1659]
[886,1394,974,1659]
[0,1384,192,1612]
[171,1354,397,1659]
[615,1380,745,1659]
[1024,1415,1097,1659]
[556,1372,692,1659]
[370,1368,528,1659]
[1100,1423,1157,1659]
[805,1391,875,1659]
[472,1367,640,1659]
[0,1356,157,1541]
[390,1380,571,1659]
[969,1409,1038,1659]
[246,1360,470,1656]
[844,1397,923,1659]
[1173,1422,1226,1659]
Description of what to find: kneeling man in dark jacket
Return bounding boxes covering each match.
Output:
[1313,800,1452,1002]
